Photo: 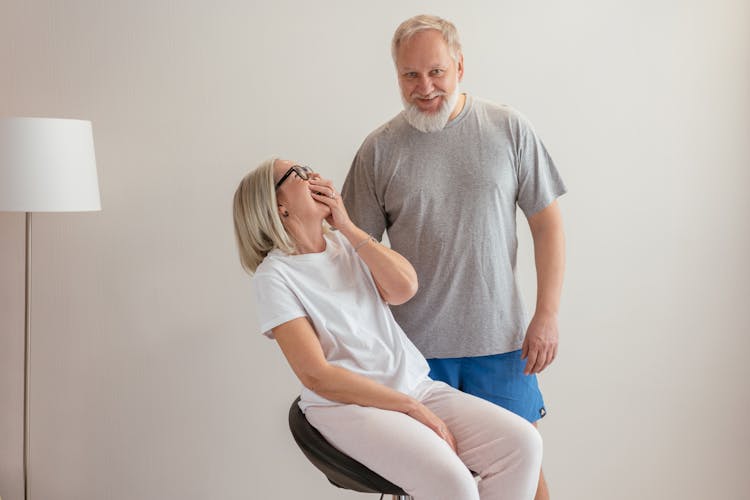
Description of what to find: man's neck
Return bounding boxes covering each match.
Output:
[448,93,467,122]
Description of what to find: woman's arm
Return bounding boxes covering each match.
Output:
[273,317,456,451]
[308,177,417,305]
[337,224,418,305]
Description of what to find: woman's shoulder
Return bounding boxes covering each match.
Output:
[254,251,287,281]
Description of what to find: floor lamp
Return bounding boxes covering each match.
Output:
[0,117,101,500]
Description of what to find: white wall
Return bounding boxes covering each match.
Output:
[1,1,748,499]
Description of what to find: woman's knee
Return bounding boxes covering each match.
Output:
[516,422,543,467]
[485,420,543,474]
[412,464,478,500]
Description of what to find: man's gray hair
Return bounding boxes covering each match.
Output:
[391,15,462,64]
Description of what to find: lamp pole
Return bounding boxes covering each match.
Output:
[0,117,101,500]
[23,212,32,500]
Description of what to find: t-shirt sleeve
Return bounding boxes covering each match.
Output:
[253,272,307,339]
[341,140,388,241]
[514,111,567,217]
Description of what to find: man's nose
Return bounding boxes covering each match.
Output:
[415,75,434,95]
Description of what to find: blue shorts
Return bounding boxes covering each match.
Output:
[427,349,547,423]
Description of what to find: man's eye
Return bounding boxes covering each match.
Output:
[430,69,444,76]
[403,72,418,79]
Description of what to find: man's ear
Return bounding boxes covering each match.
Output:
[457,52,464,82]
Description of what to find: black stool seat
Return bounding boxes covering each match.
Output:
[288,397,408,495]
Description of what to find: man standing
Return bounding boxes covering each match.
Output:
[341,15,566,499]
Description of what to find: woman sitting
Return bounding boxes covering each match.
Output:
[232,157,543,500]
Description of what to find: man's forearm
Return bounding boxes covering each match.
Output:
[528,202,565,316]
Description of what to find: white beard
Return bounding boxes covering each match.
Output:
[401,84,461,133]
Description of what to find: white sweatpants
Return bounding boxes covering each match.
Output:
[305,380,543,500]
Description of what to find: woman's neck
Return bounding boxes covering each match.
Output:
[286,219,326,254]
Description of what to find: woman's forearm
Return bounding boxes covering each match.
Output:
[304,363,456,451]
[338,224,418,305]
[275,317,418,412]
[304,363,418,413]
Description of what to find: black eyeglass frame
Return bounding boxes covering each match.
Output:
[275,165,313,190]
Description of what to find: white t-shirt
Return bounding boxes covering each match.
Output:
[253,231,431,411]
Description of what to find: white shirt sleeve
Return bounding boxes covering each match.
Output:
[253,272,307,339]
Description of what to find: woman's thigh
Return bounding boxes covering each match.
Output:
[305,403,478,500]
[419,381,543,499]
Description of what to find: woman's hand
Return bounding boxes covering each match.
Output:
[308,175,353,231]
[307,174,417,305]
[406,402,457,453]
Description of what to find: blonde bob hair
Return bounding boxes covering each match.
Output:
[232,157,295,274]
[391,14,462,64]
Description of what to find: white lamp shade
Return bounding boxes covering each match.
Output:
[0,117,101,212]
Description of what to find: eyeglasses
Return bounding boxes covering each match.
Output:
[275,165,313,190]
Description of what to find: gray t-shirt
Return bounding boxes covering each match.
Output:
[342,95,566,358]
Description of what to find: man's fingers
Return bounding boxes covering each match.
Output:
[530,342,553,374]
[545,345,556,369]
[536,343,557,373]
[534,347,550,374]
[524,347,539,375]
[540,345,558,373]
